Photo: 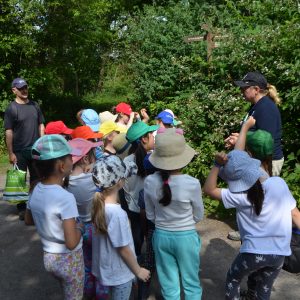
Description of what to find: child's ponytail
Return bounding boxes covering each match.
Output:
[247,180,264,216]
[159,171,172,206]
[266,84,281,105]
[92,191,107,234]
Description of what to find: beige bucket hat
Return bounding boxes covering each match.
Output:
[149,128,195,170]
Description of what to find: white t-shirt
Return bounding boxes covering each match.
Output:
[144,172,204,231]
[123,154,145,213]
[221,176,296,256]
[27,183,82,253]
[92,203,135,286]
[67,172,96,222]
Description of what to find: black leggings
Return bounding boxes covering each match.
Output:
[127,210,144,256]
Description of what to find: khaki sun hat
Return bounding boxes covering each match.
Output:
[99,111,118,123]
[112,133,131,160]
[149,128,195,170]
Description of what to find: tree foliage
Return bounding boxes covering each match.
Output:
[0,0,299,214]
[120,0,300,211]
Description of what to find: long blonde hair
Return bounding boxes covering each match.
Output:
[266,84,281,105]
[91,191,108,234]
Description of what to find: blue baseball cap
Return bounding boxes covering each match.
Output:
[155,111,174,125]
[12,78,28,89]
[81,109,100,132]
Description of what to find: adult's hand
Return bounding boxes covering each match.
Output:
[8,152,17,164]
[243,116,256,130]
[224,132,239,149]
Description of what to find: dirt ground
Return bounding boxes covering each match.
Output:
[0,172,299,300]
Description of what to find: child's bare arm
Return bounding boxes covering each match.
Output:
[25,208,35,225]
[203,152,228,200]
[63,218,82,250]
[117,245,150,282]
[292,207,300,229]
[235,116,256,151]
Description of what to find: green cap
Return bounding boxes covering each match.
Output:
[32,134,80,160]
[126,121,159,143]
[246,130,274,160]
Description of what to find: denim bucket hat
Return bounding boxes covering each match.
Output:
[219,150,263,193]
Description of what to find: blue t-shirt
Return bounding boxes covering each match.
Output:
[247,96,283,160]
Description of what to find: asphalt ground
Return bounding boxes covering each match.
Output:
[0,172,299,300]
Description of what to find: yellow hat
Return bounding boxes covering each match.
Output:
[99,121,122,137]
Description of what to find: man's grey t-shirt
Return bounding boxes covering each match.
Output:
[4,100,45,151]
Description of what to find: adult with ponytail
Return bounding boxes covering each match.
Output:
[204,148,300,300]
[226,71,284,176]
[91,155,150,300]
[144,128,204,300]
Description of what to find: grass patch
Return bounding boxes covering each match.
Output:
[0,153,9,174]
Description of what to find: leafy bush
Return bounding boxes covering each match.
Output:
[119,0,300,215]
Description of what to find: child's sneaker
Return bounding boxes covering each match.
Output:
[227,230,241,241]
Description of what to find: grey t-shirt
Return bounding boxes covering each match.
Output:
[92,203,135,286]
[67,172,96,223]
[4,100,44,151]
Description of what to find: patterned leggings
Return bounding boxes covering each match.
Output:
[43,248,84,300]
[225,253,284,300]
[83,222,109,299]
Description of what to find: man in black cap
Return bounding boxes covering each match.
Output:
[4,78,45,219]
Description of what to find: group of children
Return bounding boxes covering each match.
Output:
[22,99,300,300]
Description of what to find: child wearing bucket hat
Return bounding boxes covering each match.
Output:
[144,128,204,300]
[24,135,85,299]
[123,121,158,258]
[203,149,300,300]
[65,138,108,299]
[90,156,150,299]
[227,116,274,242]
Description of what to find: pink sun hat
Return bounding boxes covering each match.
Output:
[68,138,103,164]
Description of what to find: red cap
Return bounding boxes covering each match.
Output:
[45,121,73,135]
[71,126,103,140]
[116,102,132,116]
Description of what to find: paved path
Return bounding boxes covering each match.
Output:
[0,173,299,299]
